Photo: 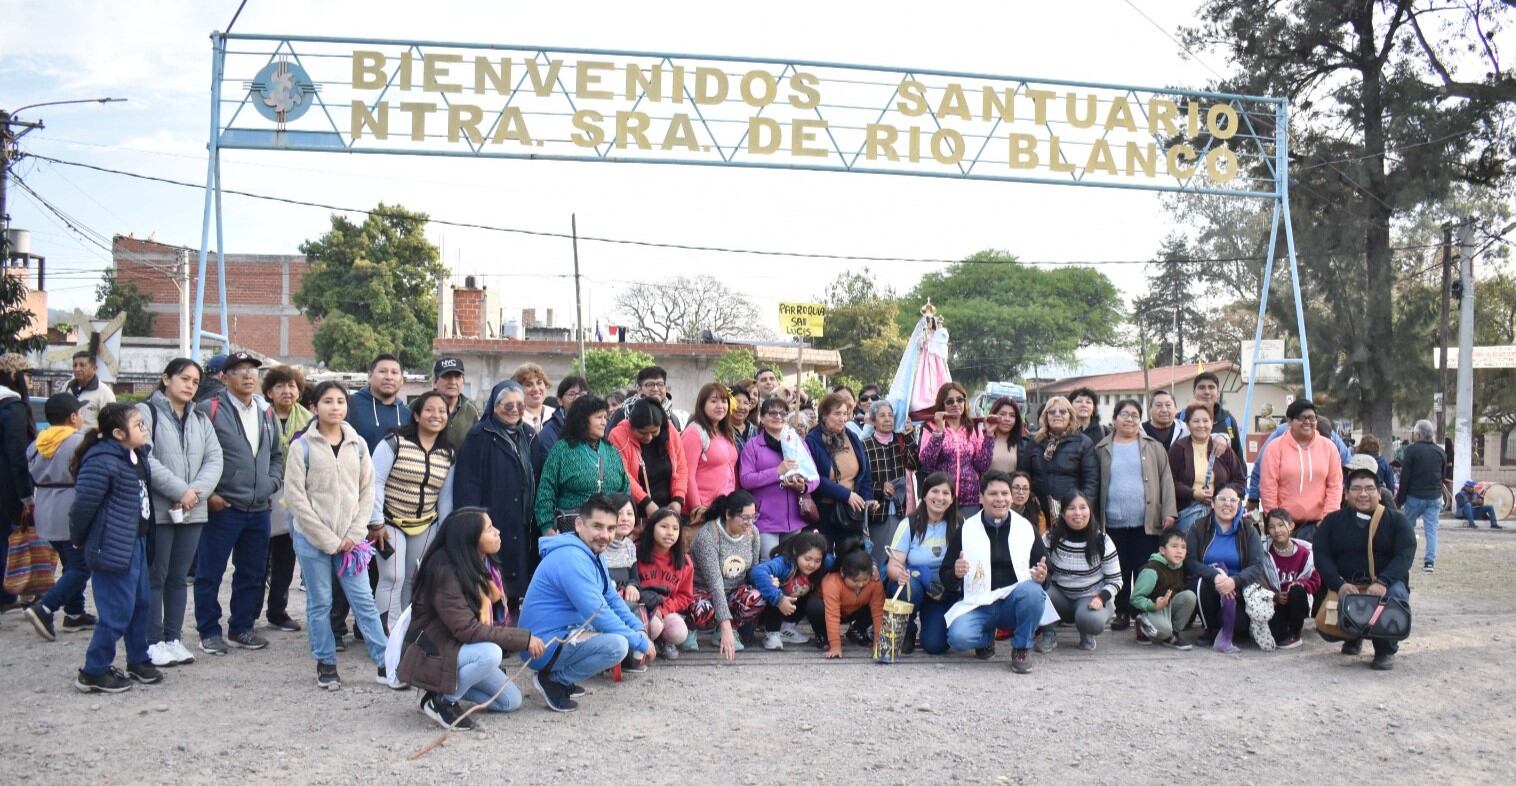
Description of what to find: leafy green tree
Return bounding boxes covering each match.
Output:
[94,268,155,337]
[0,271,47,354]
[1473,273,1516,441]
[294,204,446,371]
[575,348,655,395]
[817,271,906,387]
[713,348,756,386]
[800,376,828,403]
[899,250,1122,385]
[1181,0,1516,440]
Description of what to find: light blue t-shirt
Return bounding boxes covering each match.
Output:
[1106,440,1146,529]
[891,519,949,583]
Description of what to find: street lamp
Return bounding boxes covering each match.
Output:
[2,97,128,257]
[9,97,128,118]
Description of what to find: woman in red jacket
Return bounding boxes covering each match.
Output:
[635,508,694,659]
[607,398,688,520]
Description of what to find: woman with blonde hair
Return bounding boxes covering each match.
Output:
[510,363,554,432]
[1032,396,1098,519]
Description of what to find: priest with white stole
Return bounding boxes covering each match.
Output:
[941,469,1056,674]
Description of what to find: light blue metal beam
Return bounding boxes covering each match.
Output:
[191,32,226,361]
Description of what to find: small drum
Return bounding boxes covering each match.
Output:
[1477,482,1514,521]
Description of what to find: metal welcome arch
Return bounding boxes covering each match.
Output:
[194,31,1310,435]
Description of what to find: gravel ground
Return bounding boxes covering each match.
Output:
[3,520,1513,786]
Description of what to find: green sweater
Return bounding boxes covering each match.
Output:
[1128,553,1187,613]
[442,396,481,449]
[533,439,630,532]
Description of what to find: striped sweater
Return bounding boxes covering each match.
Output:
[1042,531,1123,601]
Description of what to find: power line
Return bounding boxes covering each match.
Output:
[26,153,1444,268]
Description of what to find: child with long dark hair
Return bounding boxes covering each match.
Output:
[751,530,830,650]
[68,403,161,693]
[808,537,884,659]
[635,507,694,659]
[400,507,544,729]
[285,381,386,690]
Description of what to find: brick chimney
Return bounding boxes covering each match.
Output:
[522,308,538,327]
[452,283,487,338]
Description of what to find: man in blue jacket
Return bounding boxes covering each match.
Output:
[346,354,412,452]
[195,352,284,655]
[519,493,654,712]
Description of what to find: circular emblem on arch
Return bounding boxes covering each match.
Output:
[251,60,316,123]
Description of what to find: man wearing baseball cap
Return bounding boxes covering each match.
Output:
[1313,461,1415,670]
[195,354,229,403]
[1455,480,1502,530]
[432,357,479,447]
[195,351,285,655]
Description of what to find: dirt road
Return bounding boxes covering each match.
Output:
[3,524,1512,785]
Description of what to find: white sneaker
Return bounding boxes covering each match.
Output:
[147,642,176,667]
[778,625,810,644]
[168,640,196,665]
[762,632,784,650]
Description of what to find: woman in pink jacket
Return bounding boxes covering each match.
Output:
[682,382,739,517]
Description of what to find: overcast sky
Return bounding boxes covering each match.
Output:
[3,0,1249,373]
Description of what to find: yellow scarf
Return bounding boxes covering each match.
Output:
[35,425,78,458]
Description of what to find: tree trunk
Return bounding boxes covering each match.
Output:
[1354,3,1396,443]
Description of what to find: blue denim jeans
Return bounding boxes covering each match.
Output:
[447,641,522,711]
[84,537,151,675]
[946,581,1047,651]
[40,539,91,616]
[1458,502,1499,528]
[1401,495,1441,564]
[887,576,950,655]
[546,632,629,686]
[292,530,388,665]
[195,507,270,639]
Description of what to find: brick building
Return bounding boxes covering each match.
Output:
[113,235,315,362]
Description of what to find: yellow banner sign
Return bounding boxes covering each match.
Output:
[779,302,826,338]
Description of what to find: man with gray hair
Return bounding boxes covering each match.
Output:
[1395,419,1446,573]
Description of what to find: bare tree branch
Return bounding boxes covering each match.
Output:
[614,275,765,342]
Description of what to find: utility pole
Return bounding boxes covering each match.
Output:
[0,110,42,259]
[2,99,126,259]
[178,248,192,355]
[1436,224,1453,443]
[571,214,586,375]
[1453,222,1477,489]
[1139,311,1150,396]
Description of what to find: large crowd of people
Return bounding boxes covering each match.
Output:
[0,350,1453,727]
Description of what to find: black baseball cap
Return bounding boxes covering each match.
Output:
[225,350,262,370]
[433,357,465,377]
[44,393,85,423]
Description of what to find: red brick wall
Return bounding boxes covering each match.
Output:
[453,288,485,337]
[113,236,316,362]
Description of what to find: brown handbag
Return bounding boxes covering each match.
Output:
[1314,505,1383,639]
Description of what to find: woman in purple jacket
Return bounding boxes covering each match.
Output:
[739,396,819,556]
